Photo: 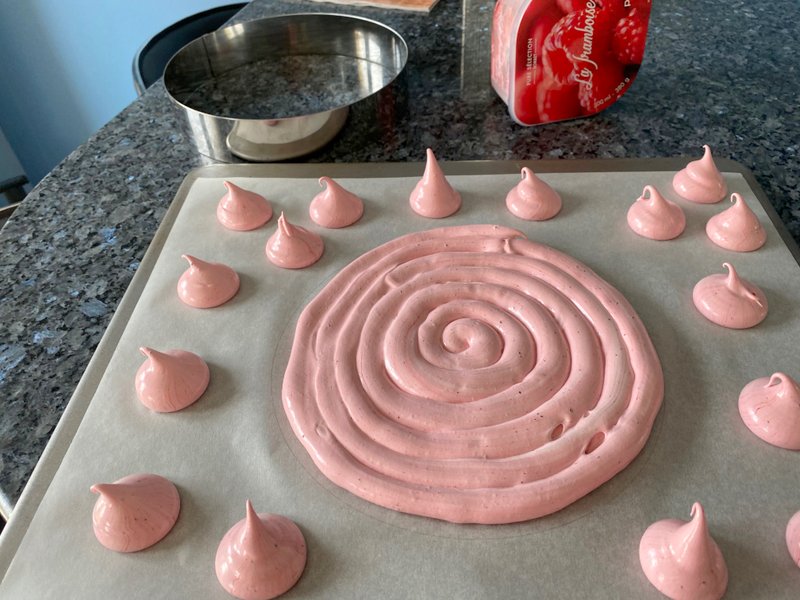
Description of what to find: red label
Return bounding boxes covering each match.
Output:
[509,0,652,125]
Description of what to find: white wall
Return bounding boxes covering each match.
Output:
[0,0,238,184]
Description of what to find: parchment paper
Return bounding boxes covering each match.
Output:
[1,163,799,598]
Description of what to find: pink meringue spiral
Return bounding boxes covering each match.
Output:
[283,224,663,524]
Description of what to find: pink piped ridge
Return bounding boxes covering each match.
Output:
[266,213,324,269]
[217,181,273,231]
[738,372,800,450]
[706,192,766,251]
[215,500,307,600]
[282,225,664,524]
[309,176,364,228]
[505,167,562,221]
[787,511,800,568]
[91,473,180,553]
[135,347,209,413]
[639,502,728,600]
[692,262,767,329]
[627,185,686,240]
[177,255,240,308]
[409,148,462,218]
[673,145,727,203]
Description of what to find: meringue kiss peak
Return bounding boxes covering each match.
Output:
[266,213,324,269]
[409,149,462,219]
[309,176,364,229]
[626,184,685,241]
[706,192,766,252]
[177,255,240,308]
[693,263,767,329]
[673,145,727,204]
[215,500,307,600]
[787,511,800,568]
[505,167,562,221]
[738,372,800,450]
[639,502,728,600]
[90,473,180,553]
[217,181,273,231]
[135,347,209,413]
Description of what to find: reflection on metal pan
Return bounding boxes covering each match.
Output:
[164,13,407,162]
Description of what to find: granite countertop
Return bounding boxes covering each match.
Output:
[0,0,798,518]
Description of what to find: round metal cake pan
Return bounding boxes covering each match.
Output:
[164,13,408,162]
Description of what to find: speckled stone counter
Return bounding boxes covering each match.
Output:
[0,0,798,517]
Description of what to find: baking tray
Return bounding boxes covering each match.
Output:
[1,159,799,598]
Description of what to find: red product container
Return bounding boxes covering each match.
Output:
[491,0,652,125]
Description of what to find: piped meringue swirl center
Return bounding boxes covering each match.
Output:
[282,225,663,524]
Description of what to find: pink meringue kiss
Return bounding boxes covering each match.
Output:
[505,167,562,221]
[177,255,240,308]
[215,500,307,600]
[409,148,462,218]
[627,185,686,240]
[309,176,364,229]
[266,213,324,269]
[738,373,800,450]
[706,192,766,252]
[90,473,180,553]
[639,502,728,600]
[673,145,727,204]
[787,511,800,567]
[135,347,210,413]
[217,181,273,231]
[692,262,767,329]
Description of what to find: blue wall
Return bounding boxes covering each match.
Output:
[0,0,236,184]
[0,126,24,183]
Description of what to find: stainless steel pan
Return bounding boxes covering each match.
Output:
[164,13,408,162]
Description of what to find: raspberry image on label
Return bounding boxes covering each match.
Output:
[613,8,649,64]
[491,0,652,125]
